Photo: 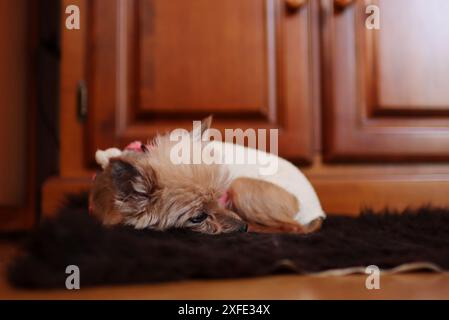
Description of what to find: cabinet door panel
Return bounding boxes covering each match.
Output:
[139,0,266,114]
[377,0,449,110]
[85,0,316,167]
[322,0,449,162]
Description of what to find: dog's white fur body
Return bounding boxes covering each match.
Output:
[209,141,326,225]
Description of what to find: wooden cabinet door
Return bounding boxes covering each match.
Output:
[0,0,36,230]
[76,0,316,169]
[321,0,449,162]
[0,0,27,210]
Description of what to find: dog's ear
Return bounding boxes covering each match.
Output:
[109,158,156,198]
[191,115,213,142]
[201,115,213,133]
[200,115,213,141]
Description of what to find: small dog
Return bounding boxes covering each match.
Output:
[90,117,325,234]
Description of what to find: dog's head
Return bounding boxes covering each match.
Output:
[90,117,247,234]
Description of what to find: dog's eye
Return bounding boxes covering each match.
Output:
[189,212,208,224]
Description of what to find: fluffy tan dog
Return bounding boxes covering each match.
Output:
[90,117,325,234]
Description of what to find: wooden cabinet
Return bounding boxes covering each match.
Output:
[80,0,315,169]
[43,0,449,217]
[322,0,449,162]
[308,0,449,214]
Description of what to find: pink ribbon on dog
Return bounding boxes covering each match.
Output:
[218,191,229,208]
[125,141,144,152]
[125,141,155,153]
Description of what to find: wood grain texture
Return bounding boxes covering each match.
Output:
[321,0,449,162]
[376,0,449,111]
[84,0,315,164]
[0,0,37,231]
[139,0,267,114]
[60,0,89,177]
[0,0,28,206]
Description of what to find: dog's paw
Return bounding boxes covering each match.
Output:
[302,217,324,234]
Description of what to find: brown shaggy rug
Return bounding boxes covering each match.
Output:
[7,194,449,288]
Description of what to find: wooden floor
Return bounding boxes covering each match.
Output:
[1,241,449,300]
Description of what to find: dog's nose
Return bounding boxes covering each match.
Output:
[239,224,248,232]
